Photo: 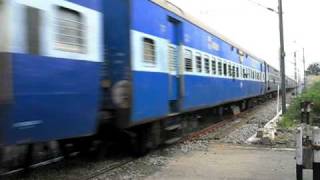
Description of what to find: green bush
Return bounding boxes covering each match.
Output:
[279,81,320,128]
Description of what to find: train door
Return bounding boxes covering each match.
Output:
[266,64,270,91]
[260,63,264,94]
[167,17,181,113]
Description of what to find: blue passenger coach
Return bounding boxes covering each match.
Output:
[0,0,103,146]
[104,0,266,128]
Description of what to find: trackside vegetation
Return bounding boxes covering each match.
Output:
[279,77,320,128]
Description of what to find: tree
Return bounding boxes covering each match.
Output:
[307,63,320,75]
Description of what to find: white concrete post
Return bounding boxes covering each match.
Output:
[312,127,320,179]
[296,127,303,180]
[277,85,280,114]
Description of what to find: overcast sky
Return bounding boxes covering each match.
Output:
[170,0,319,79]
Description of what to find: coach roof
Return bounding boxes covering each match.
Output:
[151,0,266,64]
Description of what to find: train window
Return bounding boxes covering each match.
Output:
[228,64,232,77]
[55,7,86,53]
[258,72,261,80]
[223,62,227,76]
[211,58,216,75]
[196,53,202,73]
[143,38,156,65]
[168,45,177,71]
[236,67,239,78]
[26,7,41,55]
[184,49,193,72]
[232,65,235,77]
[204,56,210,74]
[218,61,222,75]
[242,68,246,79]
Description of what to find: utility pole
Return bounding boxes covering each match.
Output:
[278,0,286,114]
[303,48,306,89]
[294,51,298,95]
[247,0,286,112]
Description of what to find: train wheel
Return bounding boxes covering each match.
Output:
[132,127,150,157]
[58,140,73,160]
[0,147,4,174]
[22,144,34,174]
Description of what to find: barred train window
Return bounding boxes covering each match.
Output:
[223,63,227,76]
[184,50,193,72]
[168,46,177,72]
[143,38,156,65]
[242,68,246,79]
[204,56,210,74]
[212,58,216,75]
[196,53,202,73]
[228,64,232,77]
[246,69,249,79]
[56,7,85,53]
[218,61,222,75]
[236,67,239,78]
[232,65,235,77]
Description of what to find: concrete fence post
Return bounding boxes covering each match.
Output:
[312,127,320,180]
[296,127,303,180]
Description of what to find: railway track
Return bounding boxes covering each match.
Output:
[0,156,64,176]
[0,98,279,179]
[0,116,234,179]
[84,158,135,180]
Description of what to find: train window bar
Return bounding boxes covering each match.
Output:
[143,37,156,65]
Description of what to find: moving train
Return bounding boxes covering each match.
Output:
[0,0,296,167]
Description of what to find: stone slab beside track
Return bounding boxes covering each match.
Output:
[146,144,313,180]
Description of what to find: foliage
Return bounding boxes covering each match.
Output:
[307,63,320,75]
[279,80,320,128]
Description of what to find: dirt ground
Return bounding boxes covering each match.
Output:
[145,144,312,180]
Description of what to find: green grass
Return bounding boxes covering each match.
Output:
[279,79,320,128]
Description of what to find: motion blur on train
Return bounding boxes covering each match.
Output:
[0,0,296,169]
